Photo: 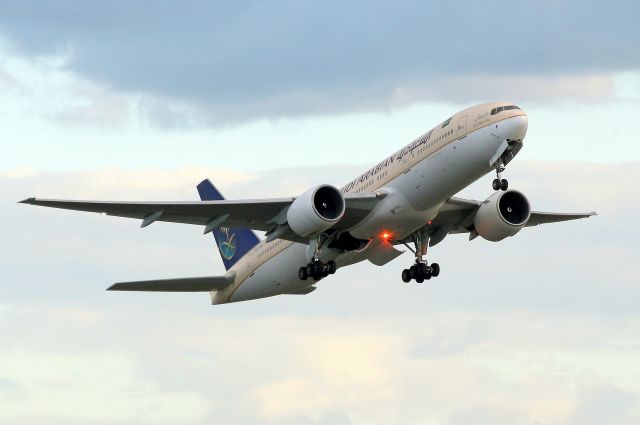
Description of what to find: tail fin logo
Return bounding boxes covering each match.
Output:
[217,227,237,260]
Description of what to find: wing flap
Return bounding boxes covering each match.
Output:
[367,240,405,266]
[108,273,235,292]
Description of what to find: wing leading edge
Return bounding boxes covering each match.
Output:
[19,192,382,244]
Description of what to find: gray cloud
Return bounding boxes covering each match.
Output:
[0,1,638,123]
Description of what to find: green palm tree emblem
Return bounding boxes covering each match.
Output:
[218,227,237,260]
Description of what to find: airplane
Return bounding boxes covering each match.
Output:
[20,102,595,304]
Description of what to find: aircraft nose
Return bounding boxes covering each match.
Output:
[509,114,528,141]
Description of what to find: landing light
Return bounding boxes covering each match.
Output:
[380,231,393,241]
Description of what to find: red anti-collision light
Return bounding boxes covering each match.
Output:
[380,231,392,241]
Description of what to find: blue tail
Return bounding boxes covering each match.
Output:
[196,179,260,271]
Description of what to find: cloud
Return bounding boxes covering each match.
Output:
[0,350,211,424]
[565,384,639,425]
[3,165,255,199]
[0,44,133,128]
[4,311,637,425]
[446,404,529,425]
[251,326,404,421]
[0,1,638,123]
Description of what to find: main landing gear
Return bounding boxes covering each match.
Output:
[402,262,440,283]
[298,232,338,281]
[492,159,508,191]
[401,231,440,283]
[298,260,337,281]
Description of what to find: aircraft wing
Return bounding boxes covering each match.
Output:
[411,196,596,246]
[19,193,381,244]
[108,272,235,292]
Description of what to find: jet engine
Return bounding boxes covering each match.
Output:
[474,190,531,242]
[287,185,345,237]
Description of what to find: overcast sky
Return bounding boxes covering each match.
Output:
[1,2,639,424]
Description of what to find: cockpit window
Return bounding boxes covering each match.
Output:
[491,105,520,115]
[441,117,452,128]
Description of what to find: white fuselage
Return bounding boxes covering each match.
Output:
[212,102,529,304]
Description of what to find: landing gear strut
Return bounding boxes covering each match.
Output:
[401,231,440,283]
[298,233,338,281]
[492,159,508,191]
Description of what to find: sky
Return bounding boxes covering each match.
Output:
[1,1,639,424]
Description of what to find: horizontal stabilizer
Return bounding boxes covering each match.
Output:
[108,272,234,292]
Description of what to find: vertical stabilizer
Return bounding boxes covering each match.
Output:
[196,179,260,270]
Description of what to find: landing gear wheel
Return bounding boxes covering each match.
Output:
[411,263,431,282]
[402,269,411,282]
[409,265,417,279]
[492,178,501,191]
[298,267,308,280]
[300,259,337,281]
[431,263,440,277]
[421,263,432,280]
[500,179,508,191]
[327,261,337,274]
[312,261,322,275]
[403,262,439,282]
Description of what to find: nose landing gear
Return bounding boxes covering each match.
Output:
[492,159,508,191]
[401,231,440,283]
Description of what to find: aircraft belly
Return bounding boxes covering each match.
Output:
[348,188,435,240]
[406,127,501,211]
[348,126,504,240]
[230,243,310,302]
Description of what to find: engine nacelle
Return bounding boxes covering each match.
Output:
[474,190,531,242]
[287,185,345,237]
